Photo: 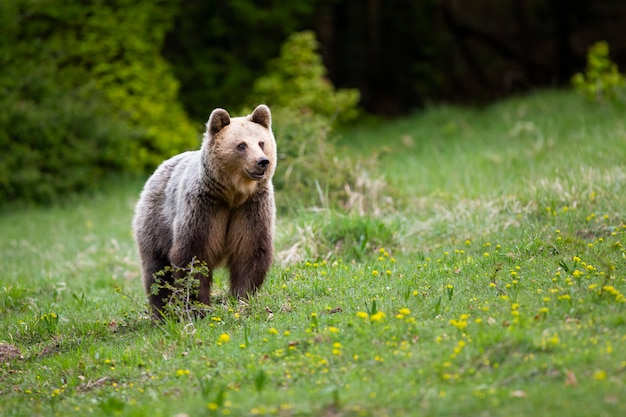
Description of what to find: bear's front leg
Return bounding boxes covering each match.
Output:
[226,199,274,298]
[227,245,272,298]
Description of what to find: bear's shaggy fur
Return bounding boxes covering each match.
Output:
[132,105,276,318]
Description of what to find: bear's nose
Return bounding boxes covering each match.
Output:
[257,157,270,169]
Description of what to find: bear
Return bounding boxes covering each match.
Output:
[132,104,276,319]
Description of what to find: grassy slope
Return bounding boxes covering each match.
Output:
[1,90,625,416]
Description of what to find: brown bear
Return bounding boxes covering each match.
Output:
[132,105,276,318]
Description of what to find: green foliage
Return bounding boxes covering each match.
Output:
[151,260,212,322]
[572,41,626,102]
[0,0,197,204]
[73,0,198,170]
[280,213,399,262]
[251,31,361,126]
[163,0,320,120]
[0,81,137,204]
[248,32,372,213]
[271,107,391,214]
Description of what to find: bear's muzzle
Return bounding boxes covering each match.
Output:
[246,157,270,180]
[257,157,270,169]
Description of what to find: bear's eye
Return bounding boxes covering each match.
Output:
[237,143,247,151]
[259,141,265,150]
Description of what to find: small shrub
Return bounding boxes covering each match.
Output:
[250,31,360,126]
[151,259,212,322]
[572,41,626,102]
[278,213,399,263]
[249,32,393,214]
[271,108,394,215]
[321,215,398,260]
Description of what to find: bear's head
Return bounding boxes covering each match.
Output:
[203,105,277,205]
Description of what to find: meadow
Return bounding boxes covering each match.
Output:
[1,90,625,416]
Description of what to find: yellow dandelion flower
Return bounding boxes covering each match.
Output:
[356,311,369,319]
[549,334,559,345]
[370,311,386,322]
[449,319,467,330]
[593,370,607,381]
[217,333,231,344]
[398,308,411,316]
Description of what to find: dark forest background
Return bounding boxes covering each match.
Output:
[1,0,625,204]
[164,0,626,117]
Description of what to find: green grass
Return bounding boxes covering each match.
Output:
[1,90,625,416]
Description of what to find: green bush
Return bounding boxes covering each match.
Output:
[271,108,391,215]
[0,81,138,204]
[250,31,360,126]
[279,212,399,262]
[0,0,197,205]
[572,41,626,102]
[246,31,387,214]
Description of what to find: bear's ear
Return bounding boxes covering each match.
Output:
[207,108,231,136]
[250,104,271,129]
